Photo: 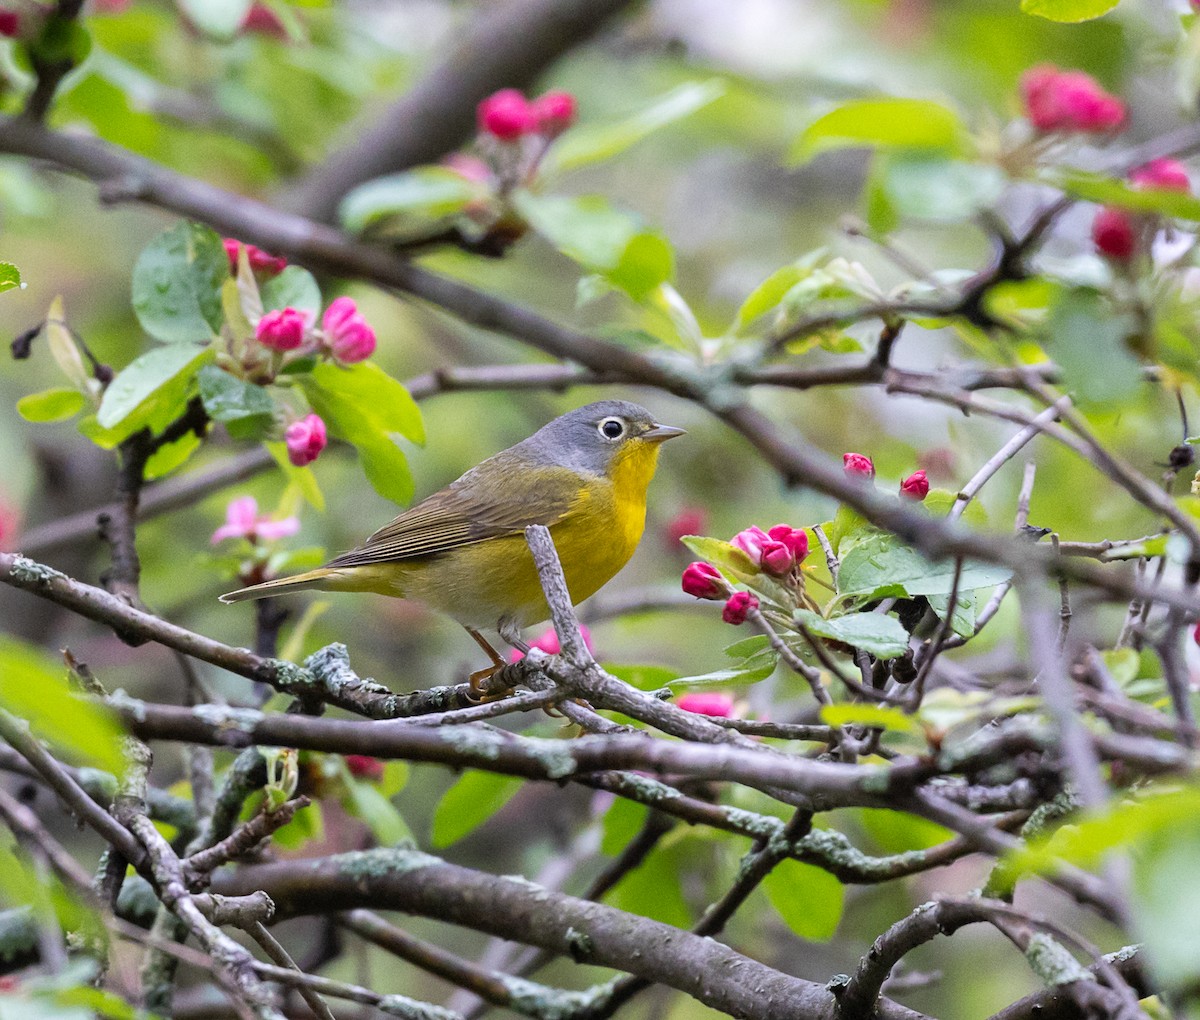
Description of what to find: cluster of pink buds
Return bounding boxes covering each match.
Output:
[1092,158,1192,262]
[731,524,809,577]
[843,453,929,501]
[224,238,287,277]
[252,297,377,366]
[1020,65,1126,134]
[477,88,577,141]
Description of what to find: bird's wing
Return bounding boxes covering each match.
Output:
[325,457,591,568]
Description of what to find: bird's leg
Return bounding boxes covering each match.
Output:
[498,616,528,656]
[465,627,513,701]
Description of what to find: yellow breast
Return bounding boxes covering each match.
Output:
[396,439,663,628]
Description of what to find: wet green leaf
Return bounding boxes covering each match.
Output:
[340,166,483,237]
[198,364,275,422]
[131,221,227,344]
[97,344,212,431]
[260,265,322,316]
[837,532,1011,599]
[795,609,911,659]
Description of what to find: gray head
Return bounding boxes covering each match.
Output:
[516,401,685,475]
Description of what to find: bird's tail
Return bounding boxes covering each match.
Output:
[219,568,337,604]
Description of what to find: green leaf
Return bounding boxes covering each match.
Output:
[175,0,253,39]
[45,296,94,396]
[837,532,1011,600]
[260,266,322,316]
[820,703,920,734]
[601,796,649,856]
[543,80,725,176]
[857,809,953,854]
[301,362,424,505]
[876,156,1005,223]
[680,535,760,583]
[926,591,977,638]
[198,365,276,423]
[343,781,413,846]
[0,261,21,294]
[1050,169,1200,220]
[1020,0,1121,23]
[794,609,912,659]
[0,638,125,774]
[1044,289,1141,407]
[790,99,966,165]
[17,387,87,423]
[131,221,228,344]
[515,192,675,302]
[735,263,808,332]
[1133,818,1200,991]
[763,858,844,941]
[97,344,212,431]
[669,654,777,690]
[143,430,203,481]
[724,634,772,659]
[339,166,483,236]
[431,771,523,848]
[604,664,680,691]
[610,843,691,928]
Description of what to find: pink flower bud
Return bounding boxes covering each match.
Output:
[1194,621,1200,646]
[1020,65,1125,134]
[1130,158,1191,193]
[899,470,930,501]
[510,625,594,662]
[285,414,327,467]
[477,88,537,141]
[241,2,287,37]
[676,692,735,717]
[223,238,287,277]
[722,591,759,625]
[731,526,770,565]
[532,90,577,137]
[0,11,19,36]
[768,524,809,563]
[321,296,377,363]
[843,453,875,480]
[665,507,707,547]
[255,307,307,351]
[758,540,794,577]
[345,755,384,781]
[682,562,725,600]
[1092,207,1137,261]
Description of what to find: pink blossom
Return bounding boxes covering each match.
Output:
[722,591,759,625]
[345,755,385,781]
[477,88,537,140]
[767,524,809,563]
[532,91,577,137]
[0,498,20,552]
[223,238,287,277]
[1020,65,1126,134]
[731,526,770,564]
[510,625,595,662]
[682,562,725,600]
[843,453,875,480]
[899,470,930,501]
[443,153,492,184]
[285,414,327,467]
[211,496,300,545]
[255,307,307,351]
[0,10,19,36]
[241,2,287,37]
[676,692,735,717]
[321,296,377,363]
[1092,207,1137,261]
[1130,159,1191,193]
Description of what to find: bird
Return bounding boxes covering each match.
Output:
[220,400,684,690]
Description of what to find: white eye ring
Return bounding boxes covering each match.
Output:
[598,417,625,440]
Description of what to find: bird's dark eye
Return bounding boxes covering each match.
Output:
[599,418,624,439]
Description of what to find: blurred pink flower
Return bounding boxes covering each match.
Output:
[510,625,594,662]
[211,496,299,544]
[676,692,735,717]
[1020,65,1125,134]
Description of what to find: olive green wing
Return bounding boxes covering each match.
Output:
[326,457,589,568]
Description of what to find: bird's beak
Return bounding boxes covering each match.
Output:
[641,423,686,443]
